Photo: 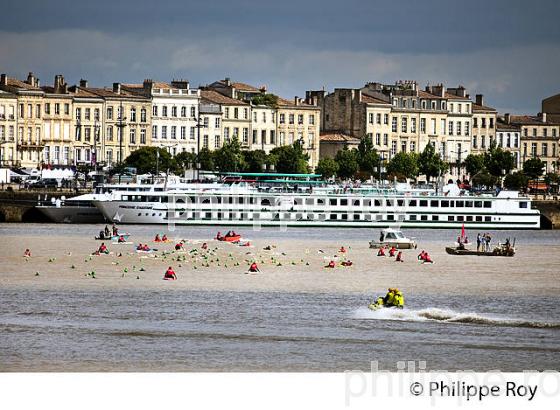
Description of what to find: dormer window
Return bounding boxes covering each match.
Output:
[421,100,426,109]
[441,101,446,110]
[431,101,436,110]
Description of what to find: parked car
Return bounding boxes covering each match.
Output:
[29,178,59,189]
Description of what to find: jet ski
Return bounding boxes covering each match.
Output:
[368,301,403,310]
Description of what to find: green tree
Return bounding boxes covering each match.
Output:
[523,157,545,180]
[386,152,419,180]
[175,151,196,172]
[213,137,246,172]
[124,147,176,174]
[251,93,279,108]
[196,148,214,171]
[315,157,339,179]
[544,172,560,186]
[270,142,310,173]
[356,135,379,176]
[484,142,515,177]
[503,171,529,190]
[472,171,499,188]
[242,150,268,172]
[463,153,486,178]
[418,143,448,181]
[334,148,359,179]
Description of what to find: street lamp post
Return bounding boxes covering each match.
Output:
[193,109,203,180]
[93,119,100,174]
[450,149,468,181]
[115,101,127,183]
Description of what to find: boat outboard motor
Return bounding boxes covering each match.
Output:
[99,230,105,239]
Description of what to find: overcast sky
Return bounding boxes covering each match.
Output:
[1,0,559,113]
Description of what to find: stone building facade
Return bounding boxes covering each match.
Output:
[310,81,475,178]
[124,80,200,156]
[200,90,250,151]
[0,72,45,168]
[41,75,74,166]
[542,93,560,123]
[86,83,152,165]
[510,113,560,174]
[0,89,18,167]
[206,78,321,168]
[496,115,522,170]
[68,81,105,166]
[276,97,321,168]
[471,94,497,156]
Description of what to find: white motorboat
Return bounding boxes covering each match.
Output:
[369,228,417,249]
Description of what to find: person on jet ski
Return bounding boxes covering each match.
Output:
[393,290,404,308]
[383,288,395,306]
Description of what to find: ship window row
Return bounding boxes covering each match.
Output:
[171,211,493,223]
[122,195,502,210]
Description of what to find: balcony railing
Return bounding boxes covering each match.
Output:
[18,140,46,148]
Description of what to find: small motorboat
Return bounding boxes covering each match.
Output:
[446,225,515,257]
[445,243,515,257]
[369,228,417,249]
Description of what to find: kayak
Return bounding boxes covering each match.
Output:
[136,248,157,253]
[218,235,241,242]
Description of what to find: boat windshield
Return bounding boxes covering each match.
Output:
[391,231,405,239]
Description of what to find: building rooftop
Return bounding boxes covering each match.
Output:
[1,75,43,93]
[509,115,560,126]
[472,103,496,112]
[276,96,319,109]
[444,92,470,100]
[201,89,249,105]
[496,119,521,131]
[68,86,103,98]
[361,93,390,105]
[85,87,149,100]
[211,78,265,93]
[0,89,17,98]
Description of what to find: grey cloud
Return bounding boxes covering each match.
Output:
[1,28,558,114]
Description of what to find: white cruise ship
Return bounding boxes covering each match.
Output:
[92,173,540,229]
[35,175,214,223]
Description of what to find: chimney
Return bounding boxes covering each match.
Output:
[294,97,300,106]
[143,78,154,94]
[26,72,36,87]
[475,94,484,106]
[170,79,189,89]
[434,83,445,97]
[542,112,547,123]
[79,79,88,88]
[0,74,7,86]
[113,82,121,94]
[54,75,66,93]
[224,77,231,87]
[505,113,511,124]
